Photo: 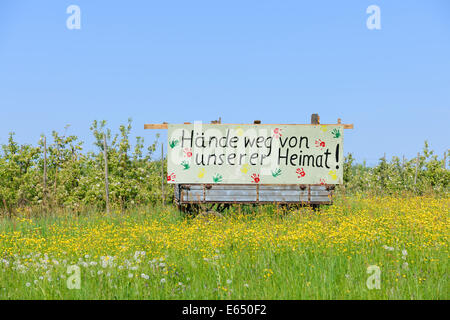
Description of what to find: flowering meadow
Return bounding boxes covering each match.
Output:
[0,195,447,299]
[0,121,448,299]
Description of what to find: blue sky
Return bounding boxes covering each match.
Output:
[0,0,449,164]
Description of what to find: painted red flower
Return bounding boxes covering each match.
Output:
[251,173,260,183]
[296,168,305,178]
[183,147,193,158]
[315,139,326,149]
[273,128,282,139]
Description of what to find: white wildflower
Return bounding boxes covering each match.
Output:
[100,256,113,268]
[134,251,146,259]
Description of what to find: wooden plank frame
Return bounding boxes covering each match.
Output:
[144,123,354,129]
[145,114,352,207]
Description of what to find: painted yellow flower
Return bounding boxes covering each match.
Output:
[240,163,249,174]
[198,168,206,178]
[320,125,328,133]
[328,170,337,180]
[235,127,244,136]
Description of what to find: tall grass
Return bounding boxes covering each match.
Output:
[0,195,447,299]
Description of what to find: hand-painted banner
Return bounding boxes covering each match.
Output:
[167,124,344,184]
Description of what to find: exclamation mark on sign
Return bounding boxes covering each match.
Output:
[335,144,340,169]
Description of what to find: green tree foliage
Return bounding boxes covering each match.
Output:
[0,133,42,213]
[0,120,166,214]
[341,141,449,196]
[0,122,448,214]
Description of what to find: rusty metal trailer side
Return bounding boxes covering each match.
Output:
[174,184,334,205]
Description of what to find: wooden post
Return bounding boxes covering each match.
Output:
[3,199,9,217]
[103,135,110,214]
[161,143,165,206]
[382,153,387,191]
[53,141,59,207]
[311,114,320,125]
[444,151,447,169]
[414,152,419,185]
[43,135,47,200]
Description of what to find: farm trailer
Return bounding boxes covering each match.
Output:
[145,114,353,212]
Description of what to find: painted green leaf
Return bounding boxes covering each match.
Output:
[169,139,179,148]
[272,168,282,177]
[331,128,341,139]
[181,160,190,170]
[212,173,223,183]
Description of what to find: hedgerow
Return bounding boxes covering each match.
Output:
[0,120,448,214]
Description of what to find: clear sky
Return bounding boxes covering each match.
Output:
[0,1,449,164]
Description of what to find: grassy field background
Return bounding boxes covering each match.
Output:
[0,195,447,299]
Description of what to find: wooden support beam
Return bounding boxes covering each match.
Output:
[103,135,110,215]
[145,123,354,129]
